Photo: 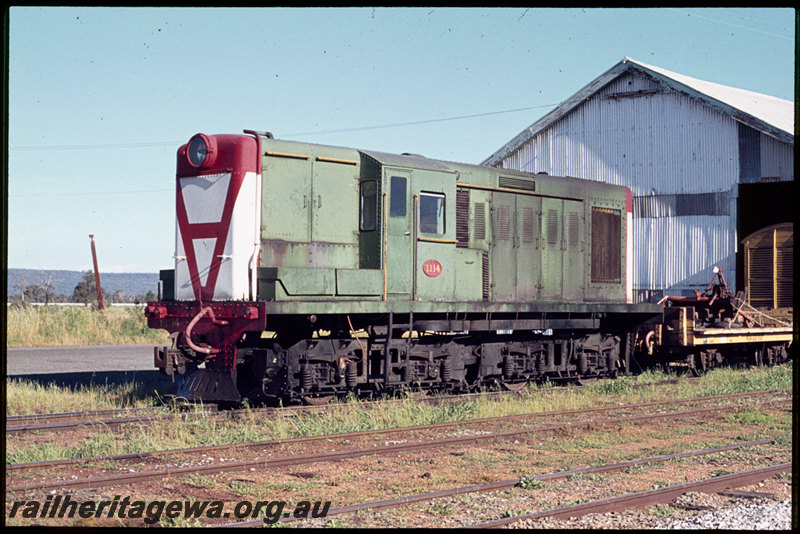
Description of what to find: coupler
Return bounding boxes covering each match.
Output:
[146,300,266,404]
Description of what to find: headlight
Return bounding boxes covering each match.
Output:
[187,134,209,167]
[186,134,217,169]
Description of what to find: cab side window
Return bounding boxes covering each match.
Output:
[389,176,407,217]
[419,192,445,235]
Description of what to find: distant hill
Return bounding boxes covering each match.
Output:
[7,268,160,299]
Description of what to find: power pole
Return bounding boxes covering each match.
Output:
[89,234,105,310]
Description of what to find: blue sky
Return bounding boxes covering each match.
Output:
[6,7,795,273]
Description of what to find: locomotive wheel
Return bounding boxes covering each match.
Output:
[391,386,428,400]
[501,381,527,392]
[577,377,599,386]
[302,394,335,406]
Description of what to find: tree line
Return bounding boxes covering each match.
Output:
[9,271,157,305]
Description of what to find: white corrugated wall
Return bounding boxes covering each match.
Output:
[507,74,741,194]
[500,73,745,300]
[634,215,735,297]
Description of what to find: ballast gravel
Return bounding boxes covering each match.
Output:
[509,490,792,530]
[661,499,791,530]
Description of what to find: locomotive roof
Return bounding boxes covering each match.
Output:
[261,135,618,191]
[358,149,457,173]
[360,147,617,191]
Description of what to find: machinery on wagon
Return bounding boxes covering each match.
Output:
[641,266,792,374]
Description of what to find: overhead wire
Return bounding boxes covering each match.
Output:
[8,104,556,198]
[8,103,557,152]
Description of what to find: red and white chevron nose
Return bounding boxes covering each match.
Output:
[173,134,261,302]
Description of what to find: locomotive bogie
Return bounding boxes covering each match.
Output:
[215,328,630,404]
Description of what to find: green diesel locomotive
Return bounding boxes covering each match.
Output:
[146,131,662,404]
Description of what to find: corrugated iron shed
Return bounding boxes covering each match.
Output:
[483,57,793,167]
[481,57,794,302]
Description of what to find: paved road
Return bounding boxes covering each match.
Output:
[6,344,160,375]
[5,344,174,392]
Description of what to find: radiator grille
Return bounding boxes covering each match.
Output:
[568,212,580,247]
[482,252,490,300]
[522,208,534,244]
[497,205,510,241]
[546,210,558,245]
[456,189,470,248]
[474,202,486,241]
[498,175,535,191]
[591,208,621,283]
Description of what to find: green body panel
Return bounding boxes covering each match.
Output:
[260,240,359,269]
[416,240,455,301]
[540,197,563,300]
[491,192,517,301]
[255,137,633,314]
[261,149,312,243]
[410,165,457,301]
[384,168,413,298]
[539,197,585,301]
[261,267,335,297]
[336,268,383,296]
[453,248,483,301]
[260,139,360,269]
[562,200,585,301]
[515,195,542,300]
[467,188,491,251]
[259,267,383,300]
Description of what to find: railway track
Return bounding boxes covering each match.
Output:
[6,388,783,477]
[4,378,690,434]
[5,389,519,433]
[217,437,789,527]
[6,390,790,494]
[6,407,160,427]
[470,463,792,528]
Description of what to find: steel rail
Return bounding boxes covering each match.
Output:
[6,397,791,493]
[469,463,792,528]
[6,401,322,433]
[217,436,788,527]
[2,388,521,433]
[6,406,159,425]
[4,377,693,433]
[6,412,187,433]
[6,389,785,475]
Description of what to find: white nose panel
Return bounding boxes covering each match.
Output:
[179,174,231,224]
[192,238,217,286]
[174,170,260,301]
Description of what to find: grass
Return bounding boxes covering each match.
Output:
[643,504,680,518]
[517,476,546,489]
[726,411,776,426]
[680,362,793,395]
[4,362,793,465]
[6,304,169,347]
[427,503,455,516]
[6,430,128,464]
[5,377,159,415]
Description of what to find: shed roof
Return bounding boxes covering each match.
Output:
[483,57,794,166]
